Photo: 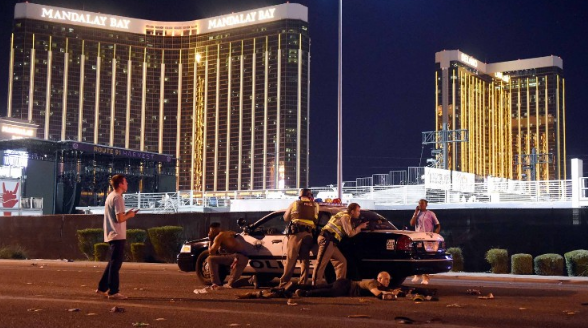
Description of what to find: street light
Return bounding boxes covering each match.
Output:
[337,0,343,200]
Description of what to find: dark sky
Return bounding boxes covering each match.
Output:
[1,0,587,187]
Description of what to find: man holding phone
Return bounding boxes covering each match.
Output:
[96,174,137,300]
[409,199,440,284]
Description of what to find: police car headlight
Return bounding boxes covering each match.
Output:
[180,244,191,253]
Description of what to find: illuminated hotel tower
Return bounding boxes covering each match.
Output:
[435,50,566,181]
[8,2,310,191]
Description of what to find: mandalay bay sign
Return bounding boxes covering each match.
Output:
[207,8,276,29]
[40,8,131,29]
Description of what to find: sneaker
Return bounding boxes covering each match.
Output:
[411,275,420,283]
[421,275,430,285]
[95,289,108,297]
[108,293,128,300]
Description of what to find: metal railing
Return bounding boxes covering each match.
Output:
[119,178,578,213]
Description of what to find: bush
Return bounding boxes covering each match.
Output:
[534,253,564,276]
[485,248,509,273]
[93,243,110,261]
[126,229,148,261]
[511,253,533,275]
[131,243,146,262]
[446,247,464,272]
[77,228,103,260]
[564,250,588,277]
[147,226,184,263]
[0,245,29,259]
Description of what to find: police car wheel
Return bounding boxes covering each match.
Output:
[195,250,227,285]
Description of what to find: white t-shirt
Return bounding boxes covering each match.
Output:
[415,210,439,232]
[103,191,127,242]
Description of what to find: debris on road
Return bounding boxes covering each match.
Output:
[27,308,42,312]
[287,299,298,306]
[466,289,481,295]
[110,306,125,313]
[446,303,462,308]
[347,314,371,318]
[155,318,166,321]
[86,313,98,316]
[131,322,150,327]
[394,316,415,324]
[478,293,494,300]
[66,308,80,312]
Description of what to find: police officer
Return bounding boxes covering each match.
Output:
[279,188,319,287]
[311,203,367,285]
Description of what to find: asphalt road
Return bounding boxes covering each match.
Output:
[0,260,587,328]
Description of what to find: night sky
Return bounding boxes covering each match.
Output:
[1,0,587,187]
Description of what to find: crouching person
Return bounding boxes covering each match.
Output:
[205,222,249,289]
[294,271,395,299]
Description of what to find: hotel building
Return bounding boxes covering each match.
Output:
[7,2,310,192]
[435,50,566,180]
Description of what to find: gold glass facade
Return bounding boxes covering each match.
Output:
[436,52,565,180]
[7,3,310,191]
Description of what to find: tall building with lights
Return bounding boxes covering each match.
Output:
[7,2,310,192]
[435,50,566,180]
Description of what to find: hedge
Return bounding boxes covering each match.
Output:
[131,243,147,262]
[511,253,533,275]
[534,253,564,276]
[564,250,588,277]
[485,248,508,273]
[77,228,103,260]
[93,243,110,261]
[446,247,464,272]
[147,226,184,263]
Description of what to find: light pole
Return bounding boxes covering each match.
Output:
[337,0,343,200]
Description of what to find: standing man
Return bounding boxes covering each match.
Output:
[311,203,368,285]
[409,198,440,285]
[204,222,249,290]
[96,174,137,300]
[279,188,319,287]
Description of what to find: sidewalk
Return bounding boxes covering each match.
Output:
[435,271,588,285]
[2,259,588,285]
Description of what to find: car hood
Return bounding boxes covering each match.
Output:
[396,230,444,241]
[367,229,444,242]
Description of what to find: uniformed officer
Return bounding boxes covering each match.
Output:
[311,203,367,285]
[279,188,319,287]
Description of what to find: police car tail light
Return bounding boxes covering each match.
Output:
[396,236,413,251]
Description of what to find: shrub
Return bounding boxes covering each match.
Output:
[147,226,184,263]
[485,248,509,273]
[77,228,103,260]
[564,250,588,277]
[534,253,564,276]
[126,229,148,261]
[93,243,110,261]
[446,247,464,272]
[511,253,533,275]
[0,245,29,259]
[131,243,146,262]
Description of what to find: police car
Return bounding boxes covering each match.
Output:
[177,204,453,287]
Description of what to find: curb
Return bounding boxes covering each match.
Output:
[433,272,588,285]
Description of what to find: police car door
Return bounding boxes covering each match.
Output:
[240,212,288,275]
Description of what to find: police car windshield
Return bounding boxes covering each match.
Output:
[358,211,397,230]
